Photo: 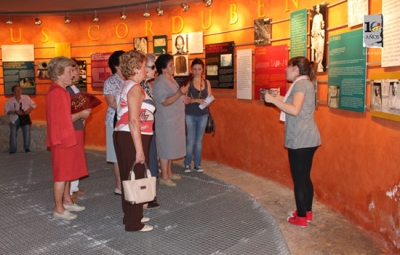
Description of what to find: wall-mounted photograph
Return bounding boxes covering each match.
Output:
[254,18,271,45]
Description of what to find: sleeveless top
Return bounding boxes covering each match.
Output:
[185,79,209,116]
[115,80,155,135]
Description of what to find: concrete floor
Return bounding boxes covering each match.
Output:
[190,159,386,255]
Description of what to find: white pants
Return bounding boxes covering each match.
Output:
[70,180,79,194]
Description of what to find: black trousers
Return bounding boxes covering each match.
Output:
[113,131,152,231]
[288,146,318,217]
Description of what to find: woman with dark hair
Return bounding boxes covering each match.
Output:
[114,50,154,232]
[264,56,321,228]
[183,58,213,173]
[46,56,91,220]
[152,54,188,187]
[103,50,125,195]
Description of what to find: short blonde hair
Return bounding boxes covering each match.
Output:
[120,50,147,79]
[48,56,76,81]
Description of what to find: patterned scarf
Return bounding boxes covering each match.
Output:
[140,80,153,99]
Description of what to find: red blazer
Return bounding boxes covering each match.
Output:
[46,82,77,148]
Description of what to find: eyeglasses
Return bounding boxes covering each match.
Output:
[146,65,156,70]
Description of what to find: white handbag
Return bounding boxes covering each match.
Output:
[122,163,156,204]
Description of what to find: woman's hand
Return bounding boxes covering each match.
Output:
[80,109,92,119]
[135,151,145,164]
[183,95,191,105]
[179,85,188,95]
[264,93,274,103]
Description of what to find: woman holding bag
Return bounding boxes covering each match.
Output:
[113,50,154,232]
[264,56,321,228]
[183,58,213,173]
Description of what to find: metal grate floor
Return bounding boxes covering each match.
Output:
[0,150,290,255]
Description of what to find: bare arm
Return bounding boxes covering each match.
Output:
[162,85,187,106]
[264,92,304,116]
[72,109,91,122]
[127,86,145,164]
[105,94,117,110]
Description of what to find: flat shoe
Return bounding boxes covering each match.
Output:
[71,194,79,202]
[73,189,85,195]
[63,203,85,212]
[169,174,181,180]
[141,217,150,223]
[139,225,153,232]
[145,201,160,209]
[159,178,177,187]
[114,188,122,195]
[53,210,77,220]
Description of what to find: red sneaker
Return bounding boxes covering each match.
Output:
[287,215,307,228]
[290,210,313,222]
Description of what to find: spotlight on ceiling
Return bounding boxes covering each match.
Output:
[93,10,100,22]
[65,12,71,24]
[143,4,150,17]
[6,14,12,25]
[204,0,213,7]
[156,1,164,16]
[35,15,42,26]
[121,7,127,20]
[181,2,190,12]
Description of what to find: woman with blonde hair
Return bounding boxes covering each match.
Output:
[114,50,154,232]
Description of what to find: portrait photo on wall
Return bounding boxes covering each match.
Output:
[133,37,148,53]
[254,18,271,45]
[172,34,187,55]
[327,85,340,108]
[370,81,383,111]
[310,3,327,73]
[174,55,189,76]
[153,35,167,55]
[370,79,400,114]
[37,61,50,78]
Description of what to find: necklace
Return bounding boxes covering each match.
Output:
[190,79,202,99]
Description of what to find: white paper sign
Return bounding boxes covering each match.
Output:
[237,49,252,100]
[188,32,204,54]
[2,44,34,62]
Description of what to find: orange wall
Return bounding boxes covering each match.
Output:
[0,0,399,253]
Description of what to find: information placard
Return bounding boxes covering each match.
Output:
[328,30,366,112]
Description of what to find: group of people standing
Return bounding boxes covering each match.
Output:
[108,51,213,231]
[36,50,213,232]
[5,49,321,231]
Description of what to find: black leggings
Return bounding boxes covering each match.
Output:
[288,146,318,217]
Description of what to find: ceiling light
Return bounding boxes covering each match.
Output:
[143,4,150,17]
[156,2,164,16]
[65,12,71,24]
[35,15,41,26]
[121,7,127,20]
[204,0,213,7]
[181,2,190,12]
[93,10,99,22]
[6,14,12,25]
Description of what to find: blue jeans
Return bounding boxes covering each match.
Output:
[9,119,31,153]
[184,114,208,167]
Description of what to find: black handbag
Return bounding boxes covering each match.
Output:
[19,114,32,126]
[205,108,215,136]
